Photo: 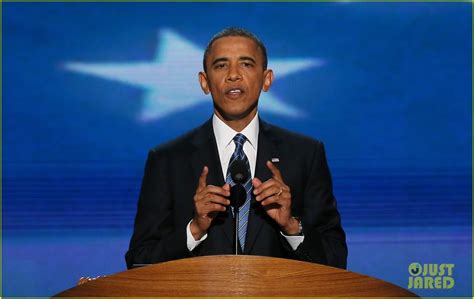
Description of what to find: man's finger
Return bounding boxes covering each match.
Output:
[266,161,283,182]
[210,203,227,213]
[261,195,280,207]
[195,186,230,203]
[198,166,209,190]
[252,177,263,188]
[205,185,231,197]
[253,178,278,197]
[256,185,283,202]
[222,183,231,191]
[205,194,231,206]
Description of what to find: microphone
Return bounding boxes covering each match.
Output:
[228,159,249,254]
[229,160,249,208]
[230,159,249,184]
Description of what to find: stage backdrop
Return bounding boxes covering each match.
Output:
[2,2,472,297]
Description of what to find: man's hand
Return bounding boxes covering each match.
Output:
[252,161,299,235]
[190,166,230,240]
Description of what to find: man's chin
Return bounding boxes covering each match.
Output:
[213,104,258,122]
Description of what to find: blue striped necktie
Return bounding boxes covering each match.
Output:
[226,133,252,251]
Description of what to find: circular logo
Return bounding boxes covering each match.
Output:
[408,263,422,276]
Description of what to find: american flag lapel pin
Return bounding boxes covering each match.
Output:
[271,158,280,163]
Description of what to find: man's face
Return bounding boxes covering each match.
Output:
[199,36,273,122]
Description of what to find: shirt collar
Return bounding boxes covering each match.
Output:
[212,112,259,150]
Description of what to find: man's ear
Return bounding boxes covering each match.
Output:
[199,71,210,94]
[262,69,274,92]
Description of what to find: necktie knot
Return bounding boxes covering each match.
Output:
[233,134,247,157]
[233,133,247,147]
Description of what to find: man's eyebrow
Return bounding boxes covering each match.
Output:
[211,57,229,66]
[239,56,257,64]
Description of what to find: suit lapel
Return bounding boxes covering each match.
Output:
[244,119,280,254]
[190,119,233,245]
[190,119,224,187]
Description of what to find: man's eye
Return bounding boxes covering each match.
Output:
[215,64,226,69]
[242,62,253,67]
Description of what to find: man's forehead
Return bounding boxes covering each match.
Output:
[208,36,261,57]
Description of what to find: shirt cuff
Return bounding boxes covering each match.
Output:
[280,232,304,251]
[186,220,208,251]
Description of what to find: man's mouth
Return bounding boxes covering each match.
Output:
[225,88,244,98]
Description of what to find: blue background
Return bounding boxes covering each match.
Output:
[2,2,472,297]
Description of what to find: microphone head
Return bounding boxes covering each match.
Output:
[230,160,249,184]
[230,184,247,208]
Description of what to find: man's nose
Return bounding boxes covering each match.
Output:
[226,65,242,82]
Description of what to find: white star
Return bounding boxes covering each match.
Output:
[64,29,323,122]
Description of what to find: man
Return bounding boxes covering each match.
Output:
[126,28,347,269]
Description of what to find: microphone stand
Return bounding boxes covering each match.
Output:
[230,183,246,255]
[233,204,239,255]
[229,159,249,255]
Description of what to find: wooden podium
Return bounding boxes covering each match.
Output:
[54,255,418,297]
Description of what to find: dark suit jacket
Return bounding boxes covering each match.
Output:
[126,118,347,269]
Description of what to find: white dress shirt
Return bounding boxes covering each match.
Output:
[186,113,303,251]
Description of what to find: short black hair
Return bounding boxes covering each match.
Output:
[203,27,268,72]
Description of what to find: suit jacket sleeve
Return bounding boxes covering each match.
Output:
[283,141,347,269]
[125,149,193,269]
